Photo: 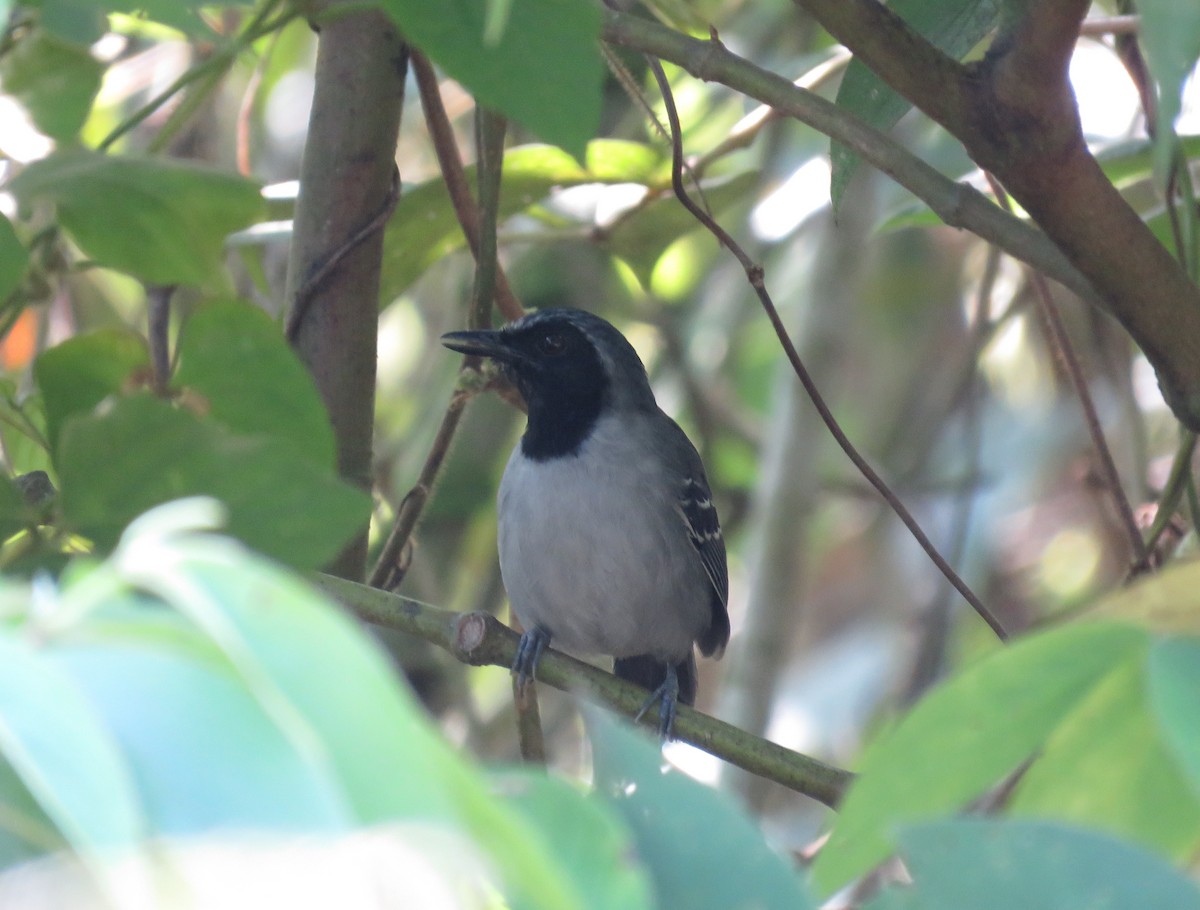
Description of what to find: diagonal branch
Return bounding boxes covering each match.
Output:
[641,48,1006,640]
[312,573,854,809]
[789,0,1200,432]
[599,10,1100,311]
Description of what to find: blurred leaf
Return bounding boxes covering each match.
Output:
[1137,0,1200,179]
[831,0,1003,212]
[34,0,247,40]
[32,0,107,44]
[106,511,581,910]
[55,637,353,834]
[379,141,665,301]
[0,754,61,867]
[1008,655,1200,859]
[9,151,264,287]
[1096,135,1200,188]
[0,630,145,857]
[0,215,30,305]
[377,0,602,159]
[587,707,815,910]
[108,0,248,35]
[1086,559,1200,633]
[56,395,369,568]
[887,819,1200,910]
[34,328,150,455]
[173,300,335,469]
[1148,637,1200,799]
[812,622,1148,894]
[495,768,654,910]
[0,27,104,141]
[604,171,758,287]
[0,387,52,478]
[0,475,31,542]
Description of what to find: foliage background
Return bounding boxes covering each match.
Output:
[0,0,1199,907]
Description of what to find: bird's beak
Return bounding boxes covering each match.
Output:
[441,329,519,362]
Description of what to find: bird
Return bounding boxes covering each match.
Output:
[441,308,729,738]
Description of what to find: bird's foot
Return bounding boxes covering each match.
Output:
[634,663,680,741]
[512,626,551,693]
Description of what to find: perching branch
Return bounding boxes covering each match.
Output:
[312,573,853,809]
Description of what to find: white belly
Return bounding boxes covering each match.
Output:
[497,416,710,660]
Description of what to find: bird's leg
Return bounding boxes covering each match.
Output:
[634,661,680,740]
[512,625,551,692]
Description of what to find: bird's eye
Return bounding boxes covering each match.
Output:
[536,331,568,356]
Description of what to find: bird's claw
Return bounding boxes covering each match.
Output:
[633,664,680,741]
[512,626,551,693]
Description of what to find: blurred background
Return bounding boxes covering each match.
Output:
[1,0,1191,851]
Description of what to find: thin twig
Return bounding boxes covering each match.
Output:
[512,676,547,764]
[285,166,400,343]
[1140,430,1198,563]
[99,1,292,151]
[900,247,997,704]
[146,284,175,396]
[600,10,1101,311]
[1078,15,1139,37]
[466,108,549,756]
[644,54,1007,641]
[986,174,1148,572]
[410,51,523,322]
[368,107,511,589]
[236,26,280,176]
[312,573,854,809]
[690,48,851,180]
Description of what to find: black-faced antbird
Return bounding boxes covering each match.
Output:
[442,308,729,738]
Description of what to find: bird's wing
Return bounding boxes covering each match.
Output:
[679,473,728,604]
[652,412,731,655]
[678,471,731,657]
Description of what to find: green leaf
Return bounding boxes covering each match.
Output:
[0,630,145,859]
[0,214,29,304]
[0,27,104,141]
[831,0,1003,212]
[35,0,246,40]
[106,513,580,910]
[173,300,335,469]
[56,395,369,568]
[54,637,354,834]
[377,0,602,159]
[1138,0,1200,179]
[34,0,107,44]
[0,387,52,481]
[891,819,1200,910]
[9,151,265,287]
[379,141,665,301]
[812,622,1148,894]
[495,769,654,910]
[34,328,150,456]
[1008,655,1200,859]
[587,708,815,910]
[1148,637,1200,799]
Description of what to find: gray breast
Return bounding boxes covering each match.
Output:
[497,412,711,661]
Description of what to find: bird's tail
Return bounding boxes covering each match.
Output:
[613,652,697,706]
